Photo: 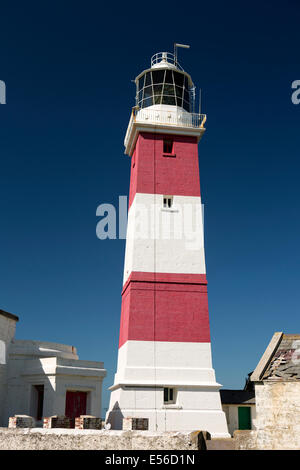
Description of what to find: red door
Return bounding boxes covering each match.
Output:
[65,391,87,427]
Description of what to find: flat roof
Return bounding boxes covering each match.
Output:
[0,309,19,322]
[220,389,255,405]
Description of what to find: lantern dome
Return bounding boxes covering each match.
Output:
[135,52,195,113]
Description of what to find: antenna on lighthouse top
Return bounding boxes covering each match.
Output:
[174,43,190,67]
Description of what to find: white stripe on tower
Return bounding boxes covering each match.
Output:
[123,193,206,285]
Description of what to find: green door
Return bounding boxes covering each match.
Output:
[238,407,251,430]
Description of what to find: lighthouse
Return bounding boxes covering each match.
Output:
[106,48,229,438]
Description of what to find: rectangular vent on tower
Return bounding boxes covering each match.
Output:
[163,196,173,209]
[164,387,175,404]
[163,139,175,157]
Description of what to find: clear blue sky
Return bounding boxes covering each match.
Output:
[1,1,299,416]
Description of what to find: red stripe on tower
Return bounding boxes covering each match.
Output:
[119,271,210,347]
[128,133,201,208]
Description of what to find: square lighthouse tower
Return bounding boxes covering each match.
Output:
[106,49,229,438]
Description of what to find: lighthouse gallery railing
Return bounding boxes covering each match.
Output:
[124,107,207,149]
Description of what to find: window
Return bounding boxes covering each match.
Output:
[164,387,175,404]
[163,139,173,154]
[163,196,173,209]
[136,69,192,111]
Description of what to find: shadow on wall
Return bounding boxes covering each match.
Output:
[106,401,123,429]
[4,357,57,427]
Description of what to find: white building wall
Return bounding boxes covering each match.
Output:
[222,404,256,436]
[1,339,106,426]
[0,315,17,425]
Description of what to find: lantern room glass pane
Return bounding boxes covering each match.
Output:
[145,72,152,87]
[138,75,144,91]
[162,95,176,105]
[144,86,153,98]
[153,84,163,95]
[183,100,189,111]
[165,70,173,84]
[154,95,162,104]
[142,96,153,107]
[183,89,190,103]
[174,71,184,87]
[175,86,183,99]
[152,70,165,84]
[163,83,175,96]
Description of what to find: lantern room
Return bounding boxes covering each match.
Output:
[135,51,195,112]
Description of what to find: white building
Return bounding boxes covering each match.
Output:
[248,332,300,449]
[0,309,106,426]
[220,388,256,436]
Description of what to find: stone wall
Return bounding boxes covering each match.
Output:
[254,381,300,449]
[233,430,259,449]
[232,381,300,450]
[0,428,206,450]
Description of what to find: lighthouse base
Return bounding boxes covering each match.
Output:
[106,386,230,438]
[106,341,230,438]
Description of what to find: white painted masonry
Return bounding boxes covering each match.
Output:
[124,104,206,156]
[123,193,206,285]
[0,313,17,425]
[108,341,229,437]
[108,385,228,436]
[222,404,256,436]
[112,340,216,386]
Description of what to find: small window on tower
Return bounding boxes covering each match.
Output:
[164,387,175,404]
[163,196,173,209]
[163,139,174,155]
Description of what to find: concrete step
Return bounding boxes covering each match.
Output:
[206,438,236,450]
